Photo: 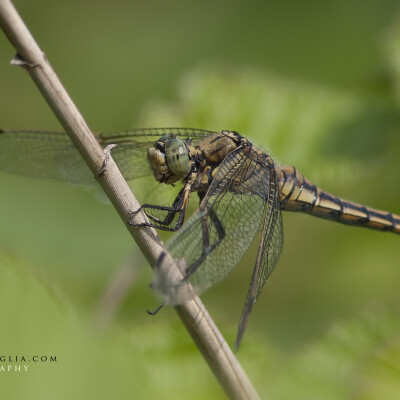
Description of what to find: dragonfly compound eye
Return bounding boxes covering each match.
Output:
[165,138,190,180]
[147,147,169,182]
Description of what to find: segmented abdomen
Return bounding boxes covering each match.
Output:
[278,165,400,234]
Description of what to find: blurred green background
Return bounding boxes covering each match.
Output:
[1,0,400,398]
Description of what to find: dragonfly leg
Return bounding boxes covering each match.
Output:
[183,208,226,279]
[129,185,191,231]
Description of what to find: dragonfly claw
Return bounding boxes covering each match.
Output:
[127,207,149,227]
[128,207,143,216]
[146,303,164,316]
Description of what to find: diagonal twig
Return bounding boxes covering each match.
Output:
[0,1,260,398]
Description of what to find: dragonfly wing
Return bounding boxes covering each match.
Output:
[235,171,283,349]
[0,130,90,182]
[152,144,275,306]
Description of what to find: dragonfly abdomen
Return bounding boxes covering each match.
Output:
[278,165,400,234]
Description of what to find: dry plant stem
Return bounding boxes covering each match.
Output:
[0,1,260,399]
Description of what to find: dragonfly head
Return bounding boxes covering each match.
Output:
[148,135,191,184]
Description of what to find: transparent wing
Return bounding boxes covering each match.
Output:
[152,144,275,305]
[255,192,283,298]
[0,128,216,183]
[235,170,283,349]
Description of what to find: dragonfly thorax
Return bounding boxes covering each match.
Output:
[147,135,191,184]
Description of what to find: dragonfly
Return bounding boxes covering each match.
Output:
[1,128,399,349]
